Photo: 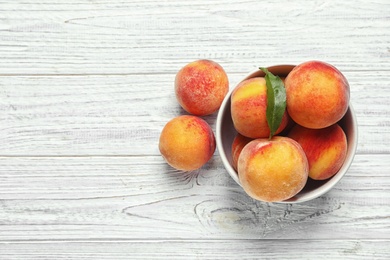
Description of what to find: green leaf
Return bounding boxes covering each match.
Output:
[260,67,287,139]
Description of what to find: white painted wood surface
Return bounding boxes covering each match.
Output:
[0,0,389,259]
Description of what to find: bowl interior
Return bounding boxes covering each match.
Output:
[216,65,358,203]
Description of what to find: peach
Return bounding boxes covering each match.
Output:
[238,136,309,202]
[159,115,216,171]
[288,123,347,180]
[231,77,289,138]
[175,59,229,116]
[231,133,252,171]
[284,61,350,129]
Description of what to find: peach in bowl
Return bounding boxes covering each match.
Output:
[216,63,358,203]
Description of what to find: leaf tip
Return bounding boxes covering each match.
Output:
[259,67,269,74]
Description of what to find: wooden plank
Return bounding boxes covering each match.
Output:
[0,72,387,156]
[1,72,389,155]
[0,0,388,75]
[0,154,388,240]
[0,240,389,259]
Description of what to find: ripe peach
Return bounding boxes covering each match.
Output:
[159,115,216,171]
[231,133,252,171]
[231,77,289,138]
[284,61,350,129]
[238,136,309,202]
[288,123,347,180]
[175,59,229,116]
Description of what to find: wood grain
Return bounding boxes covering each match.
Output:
[0,0,388,75]
[1,240,389,259]
[0,154,388,240]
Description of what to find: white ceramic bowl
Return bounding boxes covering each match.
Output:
[216,65,358,203]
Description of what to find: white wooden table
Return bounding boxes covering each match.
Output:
[0,0,389,259]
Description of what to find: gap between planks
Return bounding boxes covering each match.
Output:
[0,151,385,158]
[0,69,390,77]
[0,238,389,243]
[0,154,162,158]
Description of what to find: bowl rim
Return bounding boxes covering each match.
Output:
[216,65,358,203]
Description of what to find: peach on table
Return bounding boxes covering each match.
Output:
[159,115,216,171]
[175,59,229,116]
